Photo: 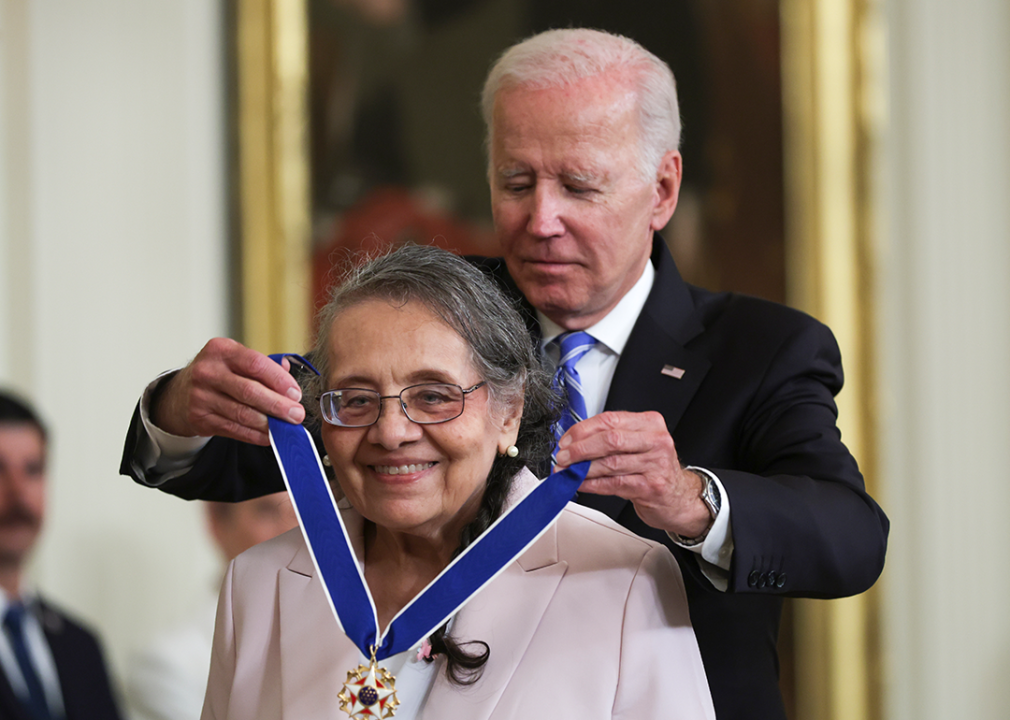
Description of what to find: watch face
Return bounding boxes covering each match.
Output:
[702,476,721,516]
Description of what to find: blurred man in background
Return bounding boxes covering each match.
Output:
[1,390,123,720]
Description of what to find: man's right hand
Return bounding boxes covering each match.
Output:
[150,338,306,446]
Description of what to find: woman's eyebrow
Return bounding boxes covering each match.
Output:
[328,369,461,388]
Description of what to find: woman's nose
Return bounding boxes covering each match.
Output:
[366,398,423,448]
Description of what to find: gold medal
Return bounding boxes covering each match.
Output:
[338,646,400,719]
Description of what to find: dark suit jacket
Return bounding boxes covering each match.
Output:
[0,598,123,720]
[120,237,888,720]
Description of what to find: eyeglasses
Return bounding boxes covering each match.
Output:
[319,382,486,427]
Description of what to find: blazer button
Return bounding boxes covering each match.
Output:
[757,573,768,589]
[748,571,760,588]
[776,573,787,588]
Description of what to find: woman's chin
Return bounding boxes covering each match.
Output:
[361,499,442,535]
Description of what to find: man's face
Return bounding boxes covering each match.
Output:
[208,492,298,561]
[490,75,681,329]
[0,424,46,567]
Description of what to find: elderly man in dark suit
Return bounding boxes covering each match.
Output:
[1,391,123,720]
[121,29,887,720]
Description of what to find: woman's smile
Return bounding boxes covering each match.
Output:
[369,461,437,478]
[321,298,519,540]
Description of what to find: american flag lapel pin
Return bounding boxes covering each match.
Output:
[661,364,686,379]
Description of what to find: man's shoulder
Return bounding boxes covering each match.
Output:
[687,284,824,332]
[682,284,837,354]
[34,596,105,650]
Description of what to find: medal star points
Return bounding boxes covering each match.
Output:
[339,662,400,719]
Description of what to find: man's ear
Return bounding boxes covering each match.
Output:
[497,399,524,455]
[650,150,683,231]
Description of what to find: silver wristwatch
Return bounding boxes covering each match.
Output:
[671,470,722,547]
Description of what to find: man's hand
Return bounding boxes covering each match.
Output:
[150,338,306,445]
[553,411,713,538]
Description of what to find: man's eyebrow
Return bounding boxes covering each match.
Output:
[560,170,601,185]
[497,166,530,179]
[496,167,602,183]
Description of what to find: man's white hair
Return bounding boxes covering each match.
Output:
[481,28,682,181]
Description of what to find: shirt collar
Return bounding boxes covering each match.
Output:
[538,258,655,356]
[0,586,39,617]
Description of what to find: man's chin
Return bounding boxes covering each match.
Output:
[0,545,33,567]
[0,525,41,557]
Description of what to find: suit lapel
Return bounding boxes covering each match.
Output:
[606,237,710,423]
[0,670,30,720]
[419,520,566,720]
[582,239,711,519]
[278,542,359,719]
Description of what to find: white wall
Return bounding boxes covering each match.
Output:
[880,0,1010,717]
[0,0,228,691]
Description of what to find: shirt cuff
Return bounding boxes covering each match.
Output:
[134,371,211,485]
[668,467,734,591]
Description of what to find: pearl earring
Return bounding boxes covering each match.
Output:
[322,455,332,467]
[506,445,519,458]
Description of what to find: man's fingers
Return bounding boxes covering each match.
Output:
[189,340,305,423]
[555,412,672,467]
[193,409,272,447]
[578,473,642,497]
[207,372,305,425]
[219,341,302,401]
[559,410,663,443]
[578,450,654,479]
[152,338,307,440]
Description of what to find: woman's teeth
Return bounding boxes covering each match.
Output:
[374,463,435,475]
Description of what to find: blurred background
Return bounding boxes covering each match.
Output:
[1,0,1008,718]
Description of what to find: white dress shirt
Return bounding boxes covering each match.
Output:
[0,589,67,718]
[537,260,734,590]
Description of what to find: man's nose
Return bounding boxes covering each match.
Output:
[526,187,565,238]
[0,471,27,501]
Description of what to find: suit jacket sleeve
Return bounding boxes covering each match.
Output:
[710,316,888,597]
[118,356,326,501]
[607,246,888,601]
[120,403,285,501]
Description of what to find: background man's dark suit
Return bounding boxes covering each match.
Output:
[0,599,123,720]
[121,238,888,720]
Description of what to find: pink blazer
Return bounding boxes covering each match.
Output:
[202,475,715,720]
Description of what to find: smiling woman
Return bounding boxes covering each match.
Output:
[201,244,716,720]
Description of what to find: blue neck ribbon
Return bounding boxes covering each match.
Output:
[266,353,588,660]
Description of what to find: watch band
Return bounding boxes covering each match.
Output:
[671,469,722,547]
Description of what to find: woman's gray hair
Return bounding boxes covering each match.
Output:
[481,28,681,181]
[309,243,555,470]
[309,243,556,685]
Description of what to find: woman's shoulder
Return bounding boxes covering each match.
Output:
[552,502,667,569]
[510,469,663,562]
[231,526,307,575]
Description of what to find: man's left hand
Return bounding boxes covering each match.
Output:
[554,411,712,538]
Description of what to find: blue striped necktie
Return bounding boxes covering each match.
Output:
[551,331,597,466]
[3,603,53,720]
